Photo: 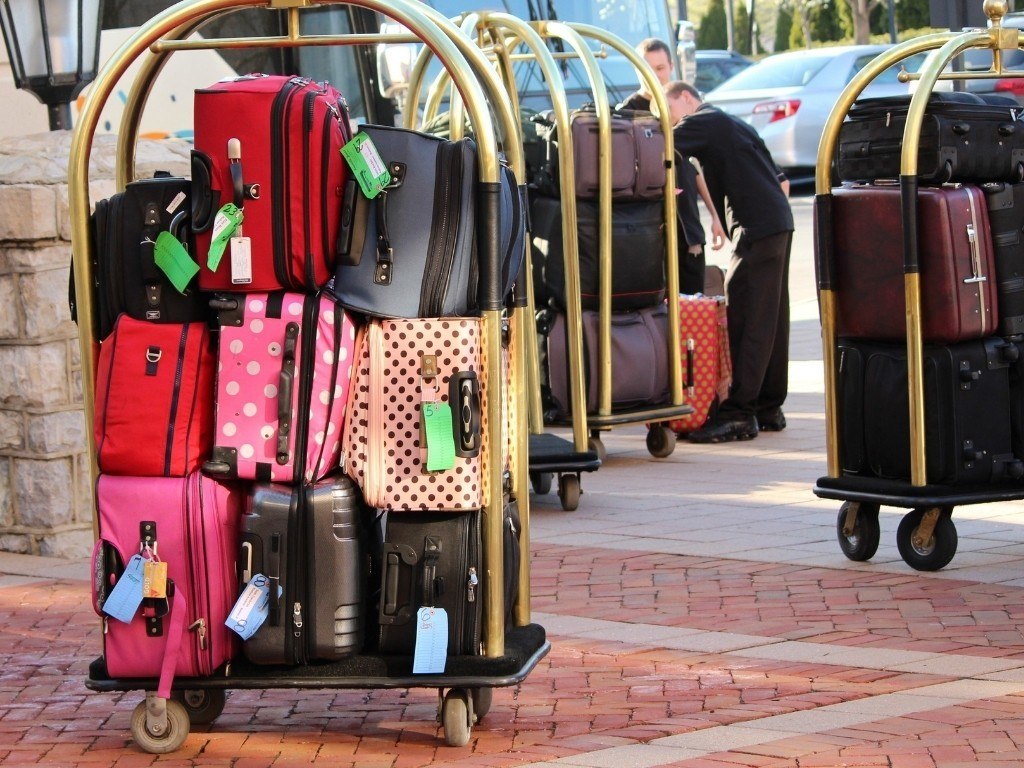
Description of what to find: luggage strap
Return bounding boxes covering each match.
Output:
[157,586,186,699]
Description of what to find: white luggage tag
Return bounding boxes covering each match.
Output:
[101,553,146,624]
[225,573,281,641]
[412,606,448,674]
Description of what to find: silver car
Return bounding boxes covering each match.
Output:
[705,45,927,175]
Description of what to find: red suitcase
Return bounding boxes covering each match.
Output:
[94,315,216,477]
[93,473,242,698]
[831,183,999,343]
[664,294,731,435]
[192,74,352,292]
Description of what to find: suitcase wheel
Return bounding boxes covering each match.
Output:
[896,506,958,572]
[172,688,226,725]
[836,502,881,562]
[131,694,189,754]
[558,474,581,512]
[529,471,552,496]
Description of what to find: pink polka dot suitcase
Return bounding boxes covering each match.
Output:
[204,291,357,484]
[342,317,492,511]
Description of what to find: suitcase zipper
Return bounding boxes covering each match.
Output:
[271,79,304,290]
[366,322,386,507]
[186,474,212,675]
[163,325,190,476]
[303,90,317,291]
[963,190,990,333]
[420,141,463,316]
[308,301,343,481]
[292,294,320,484]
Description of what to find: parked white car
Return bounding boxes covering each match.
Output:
[705,45,927,176]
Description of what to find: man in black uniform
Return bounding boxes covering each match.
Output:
[664,81,794,442]
[617,40,724,294]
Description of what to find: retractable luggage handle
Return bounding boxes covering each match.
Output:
[276,323,300,465]
[449,371,482,458]
[373,162,406,286]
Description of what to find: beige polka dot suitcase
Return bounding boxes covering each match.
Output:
[204,291,357,484]
[342,317,491,511]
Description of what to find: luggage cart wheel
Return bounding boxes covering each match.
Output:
[530,471,553,495]
[646,425,676,458]
[470,687,493,721]
[558,474,581,511]
[897,507,957,571]
[441,688,473,747]
[172,688,226,725]
[131,695,189,754]
[836,502,881,562]
[588,435,607,463]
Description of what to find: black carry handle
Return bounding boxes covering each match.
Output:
[685,338,696,395]
[268,532,281,627]
[336,177,360,262]
[448,370,482,458]
[373,162,406,286]
[421,535,442,606]
[379,542,418,625]
[190,149,219,233]
[276,323,300,465]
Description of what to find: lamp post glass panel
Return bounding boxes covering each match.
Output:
[0,0,103,130]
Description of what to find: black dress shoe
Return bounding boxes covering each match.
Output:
[756,408,787,432]
[686,415,759,443]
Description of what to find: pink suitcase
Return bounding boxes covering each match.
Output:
[342,317,491,511]
[92,473,242,697]
[205,291,357,484]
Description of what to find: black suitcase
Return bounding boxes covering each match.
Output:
[376,503,521,657]
[75,172,207,340]
[532,195,666,311]
[837,338,1024,484]
[836,92,1024,184]
[238,474,368,665]
[982,182,1024,336]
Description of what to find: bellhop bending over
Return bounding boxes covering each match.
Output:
[664,81,794,443]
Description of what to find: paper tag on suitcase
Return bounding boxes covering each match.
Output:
[225,573,279,641]
[422,401,456,472]
[412,606,448,674]
[341,134,391,199]
[142,559,168,599]
[230,236,253,285]
[207,203,243,271]
[153,231,199,294]
[101,554,146,623]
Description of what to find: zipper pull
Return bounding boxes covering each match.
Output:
[467,567,478,603]
[188,619,208,650]
[293,602,303,634]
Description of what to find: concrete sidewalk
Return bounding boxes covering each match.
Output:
[3,296,1024,767]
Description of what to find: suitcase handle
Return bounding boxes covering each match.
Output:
[685,338,696,395]
[190,149,219,233]
[448,371,481,458]
[276,323,300,465]
[379,543,418,624]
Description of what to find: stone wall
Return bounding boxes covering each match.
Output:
[0,132,190,557]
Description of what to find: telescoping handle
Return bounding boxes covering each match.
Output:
[276,322,299,465]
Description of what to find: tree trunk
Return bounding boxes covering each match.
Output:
[848,0,881,44]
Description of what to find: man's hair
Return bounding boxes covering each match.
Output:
[636,38,673,58]
[665,80,702,101]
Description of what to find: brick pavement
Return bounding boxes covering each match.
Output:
[4,294,1024,765]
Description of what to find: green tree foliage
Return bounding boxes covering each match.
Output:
[837,0,855,38]
[735,2,752,54]
[790,8,807,47]
[774,5,794,51]
[698,0,730,49]
[812,0,842,41]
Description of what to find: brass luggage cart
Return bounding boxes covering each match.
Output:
[814,0,1024,571]
[72,0,547,751]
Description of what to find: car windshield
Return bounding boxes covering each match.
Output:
[711,51,833,92]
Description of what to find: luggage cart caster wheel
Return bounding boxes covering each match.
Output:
[172,688,226,725]
[530,471,552,495]
[470,687,493,722]
[130,698,189,754]
[897,507,957,571]
[558,474,581,511]
[588,436,607,463]
[442,688,473,747]
[836,502,881,562]
[646,425,676,458]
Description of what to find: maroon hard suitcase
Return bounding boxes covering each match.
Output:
[830,183,999,343]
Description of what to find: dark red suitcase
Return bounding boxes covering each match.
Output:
[192,74,352,292]
[831,183,999,344]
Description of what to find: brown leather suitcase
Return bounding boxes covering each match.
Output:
[830,183,998,343]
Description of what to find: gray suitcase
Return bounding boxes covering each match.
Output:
[238,474,367,664]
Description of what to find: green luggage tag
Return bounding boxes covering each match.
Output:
[341,133,391,198]
[207,203,244,272]
[422,401,457,472]
[153,231,199,294]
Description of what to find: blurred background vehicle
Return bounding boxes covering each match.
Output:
[694,49,753,95]
[704,44,928,177]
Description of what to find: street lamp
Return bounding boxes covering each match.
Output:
[0,0,104,131]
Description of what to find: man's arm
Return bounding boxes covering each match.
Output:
[693,164,726,250]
